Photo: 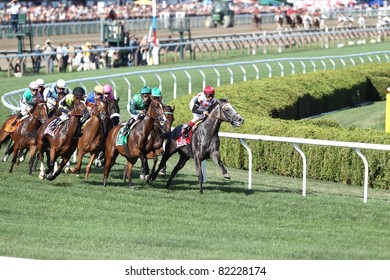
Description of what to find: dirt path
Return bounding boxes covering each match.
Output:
[0,18,378,52]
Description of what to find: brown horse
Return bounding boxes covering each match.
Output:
[140,104,175,180]
[103,98,170,188]
[70,100,110,179]
[8,102,48,174]
[37,98,87,181]
[0,115,15,162]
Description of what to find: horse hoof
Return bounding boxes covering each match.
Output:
[140,174,145,180]
[145,174,150,181]
[39,174,45,180]
[223,173,231,179]
[47,175,54,181]
[158,171,166,177]
[2,157,7,162]
[64,167,71,174]
[18,156,25,162]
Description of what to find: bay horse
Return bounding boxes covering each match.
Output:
[103,98,170,188]
[150,99,244,193]
[37,98,88,181]
[123,104,175,182]
[8,102,49,174]
[70,100,110,179]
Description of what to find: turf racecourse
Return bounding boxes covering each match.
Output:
[1,42,390,260]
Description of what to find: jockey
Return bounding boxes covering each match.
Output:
[150,87,162,102]
[50,87,86,130]
[36,78,45,100]
[103,84,115,101]
[123,85,152,135]
[11,81,40,127]
[183,85,217,137]
[43,79,69,112]
[103,84,120,126]
[86,85,104,108]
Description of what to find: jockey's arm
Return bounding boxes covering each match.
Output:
[129,99,141,115]
[191,99,203,114]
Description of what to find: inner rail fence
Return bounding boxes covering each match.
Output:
[2,51,390,113]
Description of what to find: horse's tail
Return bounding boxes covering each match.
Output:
[0,133,11,148]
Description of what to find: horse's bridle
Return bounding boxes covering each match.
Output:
[209,102,239,125]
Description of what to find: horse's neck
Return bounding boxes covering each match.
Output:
[201,107,222,135]
[65,115,81,135]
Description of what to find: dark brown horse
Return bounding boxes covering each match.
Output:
[37,98,87,181]
[122,104,175,182]
[103,98,170,188]
[150,99,244,193]
[70,100,110,179]
[141,104,175,180]
[8,102,48,174]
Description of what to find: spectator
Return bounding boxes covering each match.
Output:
[33,44,42,74]
[82,42,93,71]
[43,39,54,73]
[56,42,64,72]
[14,58,22,77]
[62,43,69,72]
[7,0,21,32]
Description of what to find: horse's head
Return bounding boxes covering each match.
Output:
[93,100,107,122]
[70,98,88,119]
[32,102,49,124]
[148,98,170,135]
[106,98,120,126]
[214,99,244,127]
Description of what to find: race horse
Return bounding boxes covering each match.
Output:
[150,99,244,193]
[8,102,49,174]
[70,99,119,180]
[37,98,88,181]
[103,97,170,188]
[124,104,175,182]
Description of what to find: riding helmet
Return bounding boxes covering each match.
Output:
[204,85,215,95]
[73,87,85,99]
[36,78,44,86]
[94,85,104,95]
[103,84,112,94]
[56,79,66,89]
[140,85,152,95]
[29,81,39,90]
[151,87,162,97]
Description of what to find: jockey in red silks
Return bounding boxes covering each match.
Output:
[183,85,218,137]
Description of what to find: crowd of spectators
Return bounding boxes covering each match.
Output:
[0,1,386,24]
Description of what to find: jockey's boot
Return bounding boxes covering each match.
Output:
[183,122,194,138]
[50,117,61,131]
[11,112,23,127]
[123,118,135,136]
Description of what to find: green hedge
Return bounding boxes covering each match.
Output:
[168,63,390,189]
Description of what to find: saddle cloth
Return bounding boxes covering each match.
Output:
[44,117,69,137]
[115,121,140,146]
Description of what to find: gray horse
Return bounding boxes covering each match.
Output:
[150,99,244,193]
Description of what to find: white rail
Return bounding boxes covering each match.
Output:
[218,132,390,203]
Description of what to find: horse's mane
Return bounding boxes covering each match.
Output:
[209,98,227,113]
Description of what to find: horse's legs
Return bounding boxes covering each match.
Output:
[47,156,70,181]
[139,153,149,180]
[70,148,85,175]
[84,152,98,180]
[164,153,190,190]
[150,149,175,182]
[103,150,119,187]
[9,143,20,173]
[28,146,38,175]
[210,150,230,179]
[193,157,205,194]
[126,161,135,188]
[2,139,13,162]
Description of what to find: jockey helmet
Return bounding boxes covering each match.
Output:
[36,78,44,86]
[151,87,162,97]
[29,81,39,90]
[204,85,215,96]
[94,85,104,95]
[103,84,112,94]
[140,85,151,95]
[56,79,66,89]
[73,87,85,99]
